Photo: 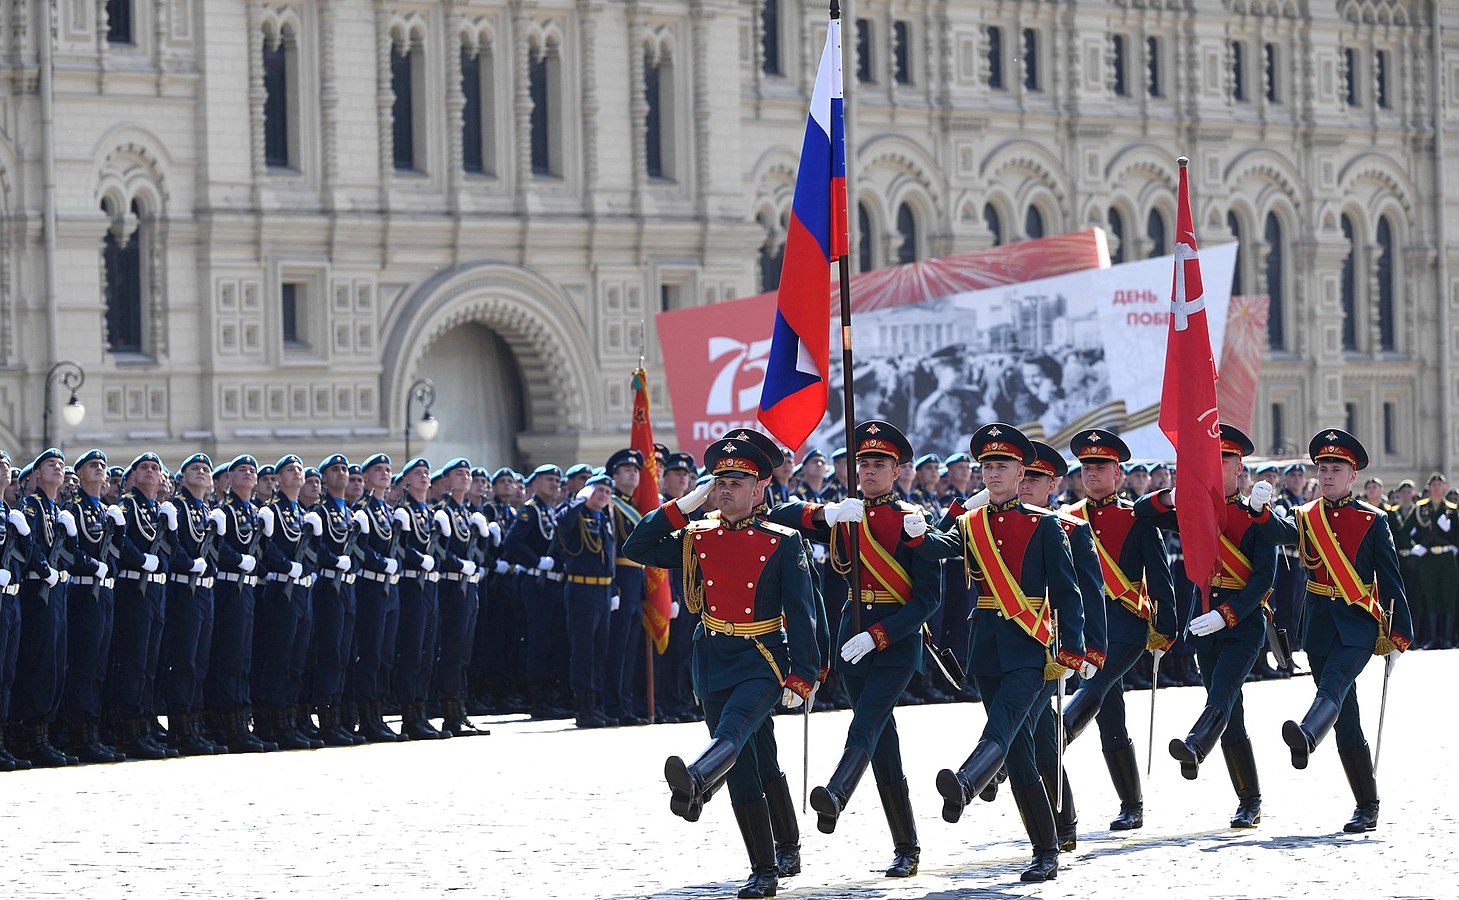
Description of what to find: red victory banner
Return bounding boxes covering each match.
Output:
[631,368,674,654]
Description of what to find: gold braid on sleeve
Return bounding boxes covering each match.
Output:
[1296,510,1321,574]
[682,532,705,614]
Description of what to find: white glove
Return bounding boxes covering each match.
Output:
[6,510,30,537]
[824,497,865,526]
[1440,515,1453,534]
[537,556,555,571]
[352,509,370,530]
[781,688,804,709]
[419,555,436,573]
[141,553,160,573]
[675,480,712,514]
[610,593,621,612]
[433,509,452,533]
[488,521,502,546]
[44,566,59,588]
[384,558,399,576]
[96,561,110,581]
[393,508,411,527]
[0,569,10,587]
[1190,609,1227,636]
[494,559,510,575]
[1248,481,1273,512]
[902,509,928,539]
[670,600,680,619]
[1080,659,1099,679]
[239,554,257,574]
[207,507,226,533]
[460,560,478,577]
[257,505,276,537]
[841,631,877,664]
[56,509,78,538]
[1060,666,1077,683]
[160,504,179,529]
[1167,487,1176,507]
[303,510,323,536]
[1411,544,1428,557]
[966,488,991,510]
[190,557,206,575]
[470,512,489,536]
[811,543,828,564]
[1385,650,1400,675]
[106,505,126,527]
[287,561,304,579]
[334,555,351,571]
[575,485,594,503]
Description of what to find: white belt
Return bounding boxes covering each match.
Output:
[266,572,311,586]
[1423,545,1457,555]
[321,569,356,584]
[216,572,261,586]
[359,569,399,584]
[26,572,70,583]
[0,584,17,595]
[526,568,564,582]
[71,575,114,588]
[118,570,168,584]
[402,570,439,582]
[171,574,215,589]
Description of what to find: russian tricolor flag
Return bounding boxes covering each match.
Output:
[758,18,846,452]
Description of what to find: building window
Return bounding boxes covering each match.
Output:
[1264,213,1285,350]
[461,45,495,176]
[390,38,422,172]
[644,48,675,180]
[1344,402,1357,435]
[893,21,912,85]
[1109,208,1126,264]
[1111,35,1128,97]
[761,0,781,76]
[1231,41,1246,101]
[857,202,874,273]
[529,41,562,177]
[1227,212,1244,296]
[987,27,1005,90]
[102,200,144,354]
[1340,214,1357,350]
[856,19,873,83]
[262,29,297,170]
[1270,403,1285,455]
[895,204,917,265]
[1147,209,1167,258]
[984,204,1003,246]
[1343,48,1359,106]
[1025,206,1045,241]
[1376,216,1396,351]
[1022,28,1039,91]
[1147,37,1161,97]
[107,0,133,45]
[1383,401,1397,455]
[281,282,306,348]
[1264,43,1278,102]
[759,211,784,293]
[1375,50,1389,109]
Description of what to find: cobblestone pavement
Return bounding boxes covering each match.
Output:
[2,650,1454,899]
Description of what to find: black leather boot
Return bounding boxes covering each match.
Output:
[978,765,1007,802]
[878,777,920,878]
[81,719,126,763]
[809,747,869,834]
[732,797,779,899]
[1222,738,1262,828]
[0,723,28,770]
[1170,705,1229,779]
[314,707,357,747]
[23,722,76,767]
[936,739,1004,824]
[1339,743,1380,832]
[1282,696,1339,769]
[575,692,611,729]
[1104,740,1144,830]
[357,701,401,743]
[763,773,801,877]
[1039,767,1077,851]
[665,737,737,822]
[228,709,275,753]
[1062,687,1102,745]
[117,716,174,760]
[1012,782,1060,882]
[399,703,444,741]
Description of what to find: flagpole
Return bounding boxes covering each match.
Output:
[638,322,658,724]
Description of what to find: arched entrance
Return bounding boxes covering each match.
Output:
[415,323,526,470]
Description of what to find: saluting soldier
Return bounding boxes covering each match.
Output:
[350,454,404,743]
[915,424,1086,883]
[1057,429,1176,833]
[1136,425,1278,828]
[308,454,363,747]
[553,472,616,728]
[432,458,486,736]
[391,457,445,740]
[57,449,125,763]
[501,465,568,720]
[624,437,818,900]
[1268,429,1413,833]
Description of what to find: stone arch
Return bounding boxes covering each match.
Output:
[460,17,497,55]
[1225,147,1304,221]
[389,12,428,51]
[261,5,302,47]
[1338,151,1416,218]
[980,139,1069,224]
[93,129,171,358]
[857,134,946,222]
[381,262,597,437]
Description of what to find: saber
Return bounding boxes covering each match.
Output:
[802,683,816,813]
[1053,611,1064,814]
[1373,596,1398,773]
[1147,647,1164,777]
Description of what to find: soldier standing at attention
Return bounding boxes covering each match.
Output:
[624,438,818,900]
[432,458,484,736]
[554,473,616,728]
[308,454,362,747]
[1403,473,1457,649]
[1267,430,1413,833]
[604,449,649,726]
[391,457,444,740]
[501,465,569,720]
[350,454,403,742]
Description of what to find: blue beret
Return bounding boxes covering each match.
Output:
[800,448,827,464]
[1283,462,1306,475]
[348,465,361,475]
[490,467,517,483]
[429,469,443,484]
[361,453,391,473]
[585,473,613,488]
[106,466,123,478]
[275,454,303,471]
[318,454,350,472]
[214,460,232,476]
[945,452,972,466]
[564,463,593,479]
[304,467,320,480]
[526,464,563,484]
[73,448,108,468]
[257,464,276,477]
[400,457,430,477]
[830,448,848,461]
[390,473,402,487]
[178,453,213,474]
[126,452,163,477]
[16,463,33,481]
[470,466,488,479]
[440,457,471,477]
[31,447,64,469]
[914,453,941,470]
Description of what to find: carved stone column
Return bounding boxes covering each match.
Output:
[319,0,340,209]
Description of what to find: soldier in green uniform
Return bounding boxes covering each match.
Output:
[1401,473,1457,649]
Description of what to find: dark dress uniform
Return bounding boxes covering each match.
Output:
[432,461,484,734]
[604,448,649,725]
[655,452,701,723]
[796,473,849,710]
[764,421,939,880]
[392,458,445,740]
[308,458,362,747]
[916,424,1086,883]
[1269,473,1309,653]
[624,438,819,900]
[159,459,221,756]
[0,486,28,770]
[476,478,524,711]
[1135,425,1278,828]
[501,466,568,719]
[1402,491,1458,649]
[351,453,404,743]
[552,476,615,727]
[1266,430,1414,833]
[1057,429,1176,832]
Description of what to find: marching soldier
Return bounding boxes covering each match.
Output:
[351,454,404,742]
[1136,425,1279,828]
[553,472,616,728]
[1402,473,1458,649]
[655,451,699,724]
[501,465,568,720]
[58,449,125,763]
[1057,429,1176,832]
[604,449,649,726]
[916,424,1086,883]
[308,454,362,747]
[432,458,485,736]
[623,437,818,900]
[391,457,444,740]
[1270,462,1309,657]
[205,455,274,753]
[1268,429,1413,832]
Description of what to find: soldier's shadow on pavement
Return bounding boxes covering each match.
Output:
[1069,827,1361,864]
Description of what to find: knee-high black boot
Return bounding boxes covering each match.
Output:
[878,777,920,877]
[1282,696,1339,769]
[1104,740,1144,830]
[664,737,737,822]
[935,739,1004,824]
[763,773,801,877]
[1012,782,1060,882]
[1339,743,1380,832]
[1222,738,1262,828]
[1039,767,1077,851]
[1169,705,1229,779]
[732,797,779,899]
[808,747,869,834]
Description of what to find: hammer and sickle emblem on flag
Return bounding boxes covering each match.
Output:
[1198,406,1221,439]
[1172,237,1206,332]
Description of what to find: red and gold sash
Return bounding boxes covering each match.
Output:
[1217,534,1253,586]
[854,515,912,601]
[961,507,1052,645]
[1069,500,1152,620]
[1297,500,1383,623]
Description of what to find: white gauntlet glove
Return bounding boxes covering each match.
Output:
[95,561,109,581]
[488,521,502,546]
[160,504,179,530]
[670,601,680,619]
[470,512,490,537]
[239,554,257,574]
[384,558,399,576]
[432,509,452,534]
[334,555,351,572]
[902,509,928,539]
[966,488,991,510]
[43,566,59,588]
[392,508,411,528]
[1410,544,1428,557]
[56,510,78,538]
[1440,515,1453,534]
[352,509,370,531]
[781,688,804,710]
[1190,609,1227,637]
[302,511,324,536]
[190,558,206,575]
[106,505,126,527]
[494,559,510,575]
[824,498,865,526]
[459,560,478,577]
[209,507,228,535]
[1248,481,1273,513]
[610,592,621,612]
[675,480,712,514]
[257,506,275,537]
[141,554,160,573]
[1079,659,1099,680]
[419,555,436,573]
[841,632,877,664]
[537,556,555,571]
[574,485,595,503]
[287,562,304,580]
[0,570,10,588]
[6,510,30,537]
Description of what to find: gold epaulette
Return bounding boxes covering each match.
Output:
[754,519,797,538]
[894,500,920,514]
[685,518,718,534]
[1023,503,1079,526]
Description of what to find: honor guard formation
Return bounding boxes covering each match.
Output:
[0,423,1444,898]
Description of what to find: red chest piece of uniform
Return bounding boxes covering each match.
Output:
[1305,501,1377,587]
[693,524,783,624]
[847,503,911,590]
[976,507,1041,587]
[1085,502,1136,556]
[1221,501,1255,547]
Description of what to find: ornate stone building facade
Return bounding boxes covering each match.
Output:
[0,0,1451,479]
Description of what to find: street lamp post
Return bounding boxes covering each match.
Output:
[404,377,440,459]
[42,360,86,451]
